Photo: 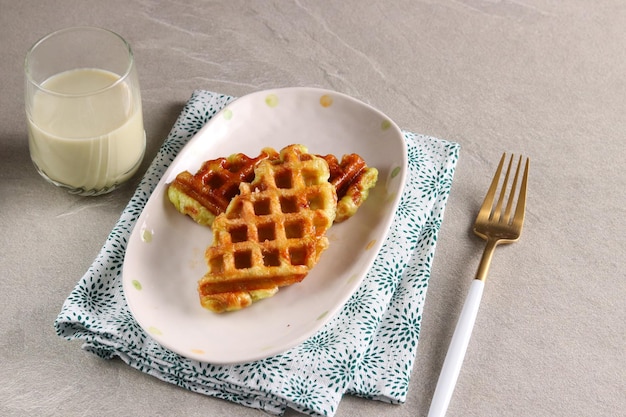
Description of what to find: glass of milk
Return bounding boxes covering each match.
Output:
[25,27,145,196]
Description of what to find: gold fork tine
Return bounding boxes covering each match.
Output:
[476,153,506,225]
[513,157,529,230]
[428,153,529,417]
[502,155,519,223]
[491,154,512,222]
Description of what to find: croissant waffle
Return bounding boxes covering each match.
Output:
[198,144,337,313]
[167,148,279,226]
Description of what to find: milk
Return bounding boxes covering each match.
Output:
[27,68,145,193]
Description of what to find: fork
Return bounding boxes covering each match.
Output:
[427,153,529,417]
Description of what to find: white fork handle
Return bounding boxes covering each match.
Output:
[427,279,485,417]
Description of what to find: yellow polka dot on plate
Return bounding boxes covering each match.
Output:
[148,326,162,335]
[320,94,333,107]
[265,94,279,107]
[191,349,205,355]
[366,239,376,250]
[381,120,392,130]
[141,229,153,243]
[386,191,398,203]
[316,311,329,320]
[223,108,233,120]
[132,280,142,290]
[347,273,358,283]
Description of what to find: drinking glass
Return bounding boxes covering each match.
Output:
[25,26,145,196]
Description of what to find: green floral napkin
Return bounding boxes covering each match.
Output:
[55,90,459,417]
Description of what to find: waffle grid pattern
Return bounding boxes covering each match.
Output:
[199,145,337,297]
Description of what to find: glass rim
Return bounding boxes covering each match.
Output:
[25,26,135,98]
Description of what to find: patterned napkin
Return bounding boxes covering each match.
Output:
[55,90,460,417]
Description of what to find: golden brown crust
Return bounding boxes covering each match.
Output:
[167,148,279,226]
[318,153,379,222]
[199,287,278,313]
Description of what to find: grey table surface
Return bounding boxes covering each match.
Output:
[1,1,625,416]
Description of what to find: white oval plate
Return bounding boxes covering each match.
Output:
[123,87,407,364]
